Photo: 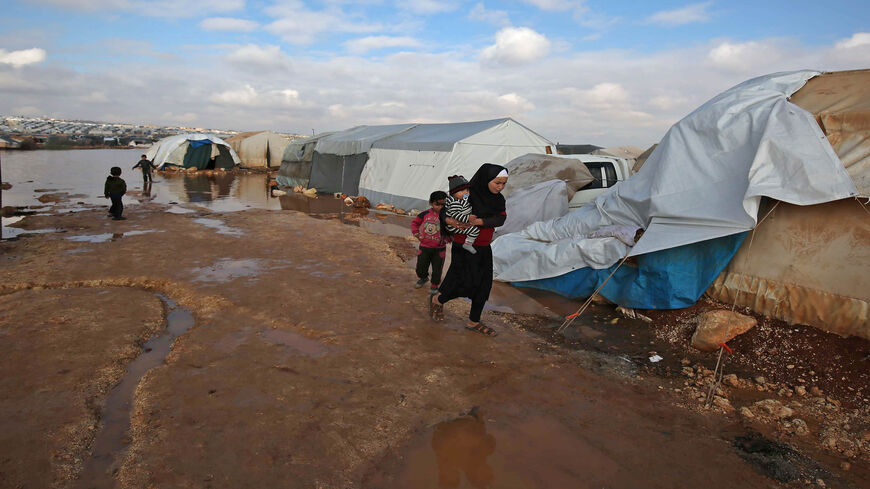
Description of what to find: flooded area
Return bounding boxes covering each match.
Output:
[0,149,281,211]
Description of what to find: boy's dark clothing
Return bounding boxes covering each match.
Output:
[104,175,127,219]
[132,159,154,182]
[411,207,448,288]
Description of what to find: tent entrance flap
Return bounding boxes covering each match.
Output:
[184,143,212,169]
[309,152,368,194]
[214,146,235,170]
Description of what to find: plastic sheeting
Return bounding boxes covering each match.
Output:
[514,233,748,309]
[496,180,569,238]
[493,70,858,284]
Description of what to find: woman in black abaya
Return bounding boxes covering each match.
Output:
[430,163,508,336]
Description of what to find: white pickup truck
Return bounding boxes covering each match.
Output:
[557,154,634,208]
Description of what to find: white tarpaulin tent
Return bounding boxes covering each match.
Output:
[493,70,858,283]
[146,134,241,170]
[359,118,555,210]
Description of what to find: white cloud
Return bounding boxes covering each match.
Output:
[646,2,713,26]
[211,84,259,106]
[706,40,780,73]
[161,111,199,123]
[345,36,422,54]
[468,3,510,26]
[520,0,579,10]
[200,17,259,32]
[278,89,301,107]
[397,0,459,15]
[79,91,109,103]
[649,94,690,111]
[29,0,243,17]
[481,27,551,66]
[497,93,535,112]
[265,2,383,45]
[209,83,307,109]
[225,44,292,73]
[835,32,870,50]
[564,82,631,109]
[0,48,47,67]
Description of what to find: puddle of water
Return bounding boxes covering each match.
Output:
[75,294,195,489]
[165,205,195,214]
[193,217,243,237]
[259,329,328,357]
[1,226,64,239]
[1,216,66,239]
[189,258,266,284]
[381,411,624,489]
[66,229,163,243]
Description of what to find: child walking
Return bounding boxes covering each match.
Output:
[411,191,448,294]
[104,166,127,220]
[132,154,155,183]
[444,175,479,254]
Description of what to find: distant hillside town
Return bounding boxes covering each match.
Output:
[0,115,299,150]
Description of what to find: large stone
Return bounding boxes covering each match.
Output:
[690,310,757,351]
[753,399,794,419]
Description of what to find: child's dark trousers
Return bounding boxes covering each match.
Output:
[108,194,124,218]
[415,247,445,286]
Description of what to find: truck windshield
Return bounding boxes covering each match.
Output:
[579,161,618,190]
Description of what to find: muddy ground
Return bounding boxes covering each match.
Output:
[0,191,868,489]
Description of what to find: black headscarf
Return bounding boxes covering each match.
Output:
[468,163,507,218]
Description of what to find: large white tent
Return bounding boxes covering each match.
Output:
[146,134,240,170]
[358,118,555,210]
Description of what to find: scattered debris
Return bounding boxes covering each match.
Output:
[616,306,653,323]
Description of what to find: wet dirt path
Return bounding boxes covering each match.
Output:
[0,196,866,489]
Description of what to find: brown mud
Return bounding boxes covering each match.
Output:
[0,192,867,489]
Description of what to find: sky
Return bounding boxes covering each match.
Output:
[0,1,868,147]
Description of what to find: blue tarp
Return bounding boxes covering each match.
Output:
[512,232,749,309]
[189,139,211,148]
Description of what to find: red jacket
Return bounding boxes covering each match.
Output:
[411,208,447,249]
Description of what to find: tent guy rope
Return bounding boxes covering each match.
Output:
[705,200,780,408]
[556,250,632,334]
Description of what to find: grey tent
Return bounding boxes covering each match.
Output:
[307,124,416,195]
[276,132,334,188]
